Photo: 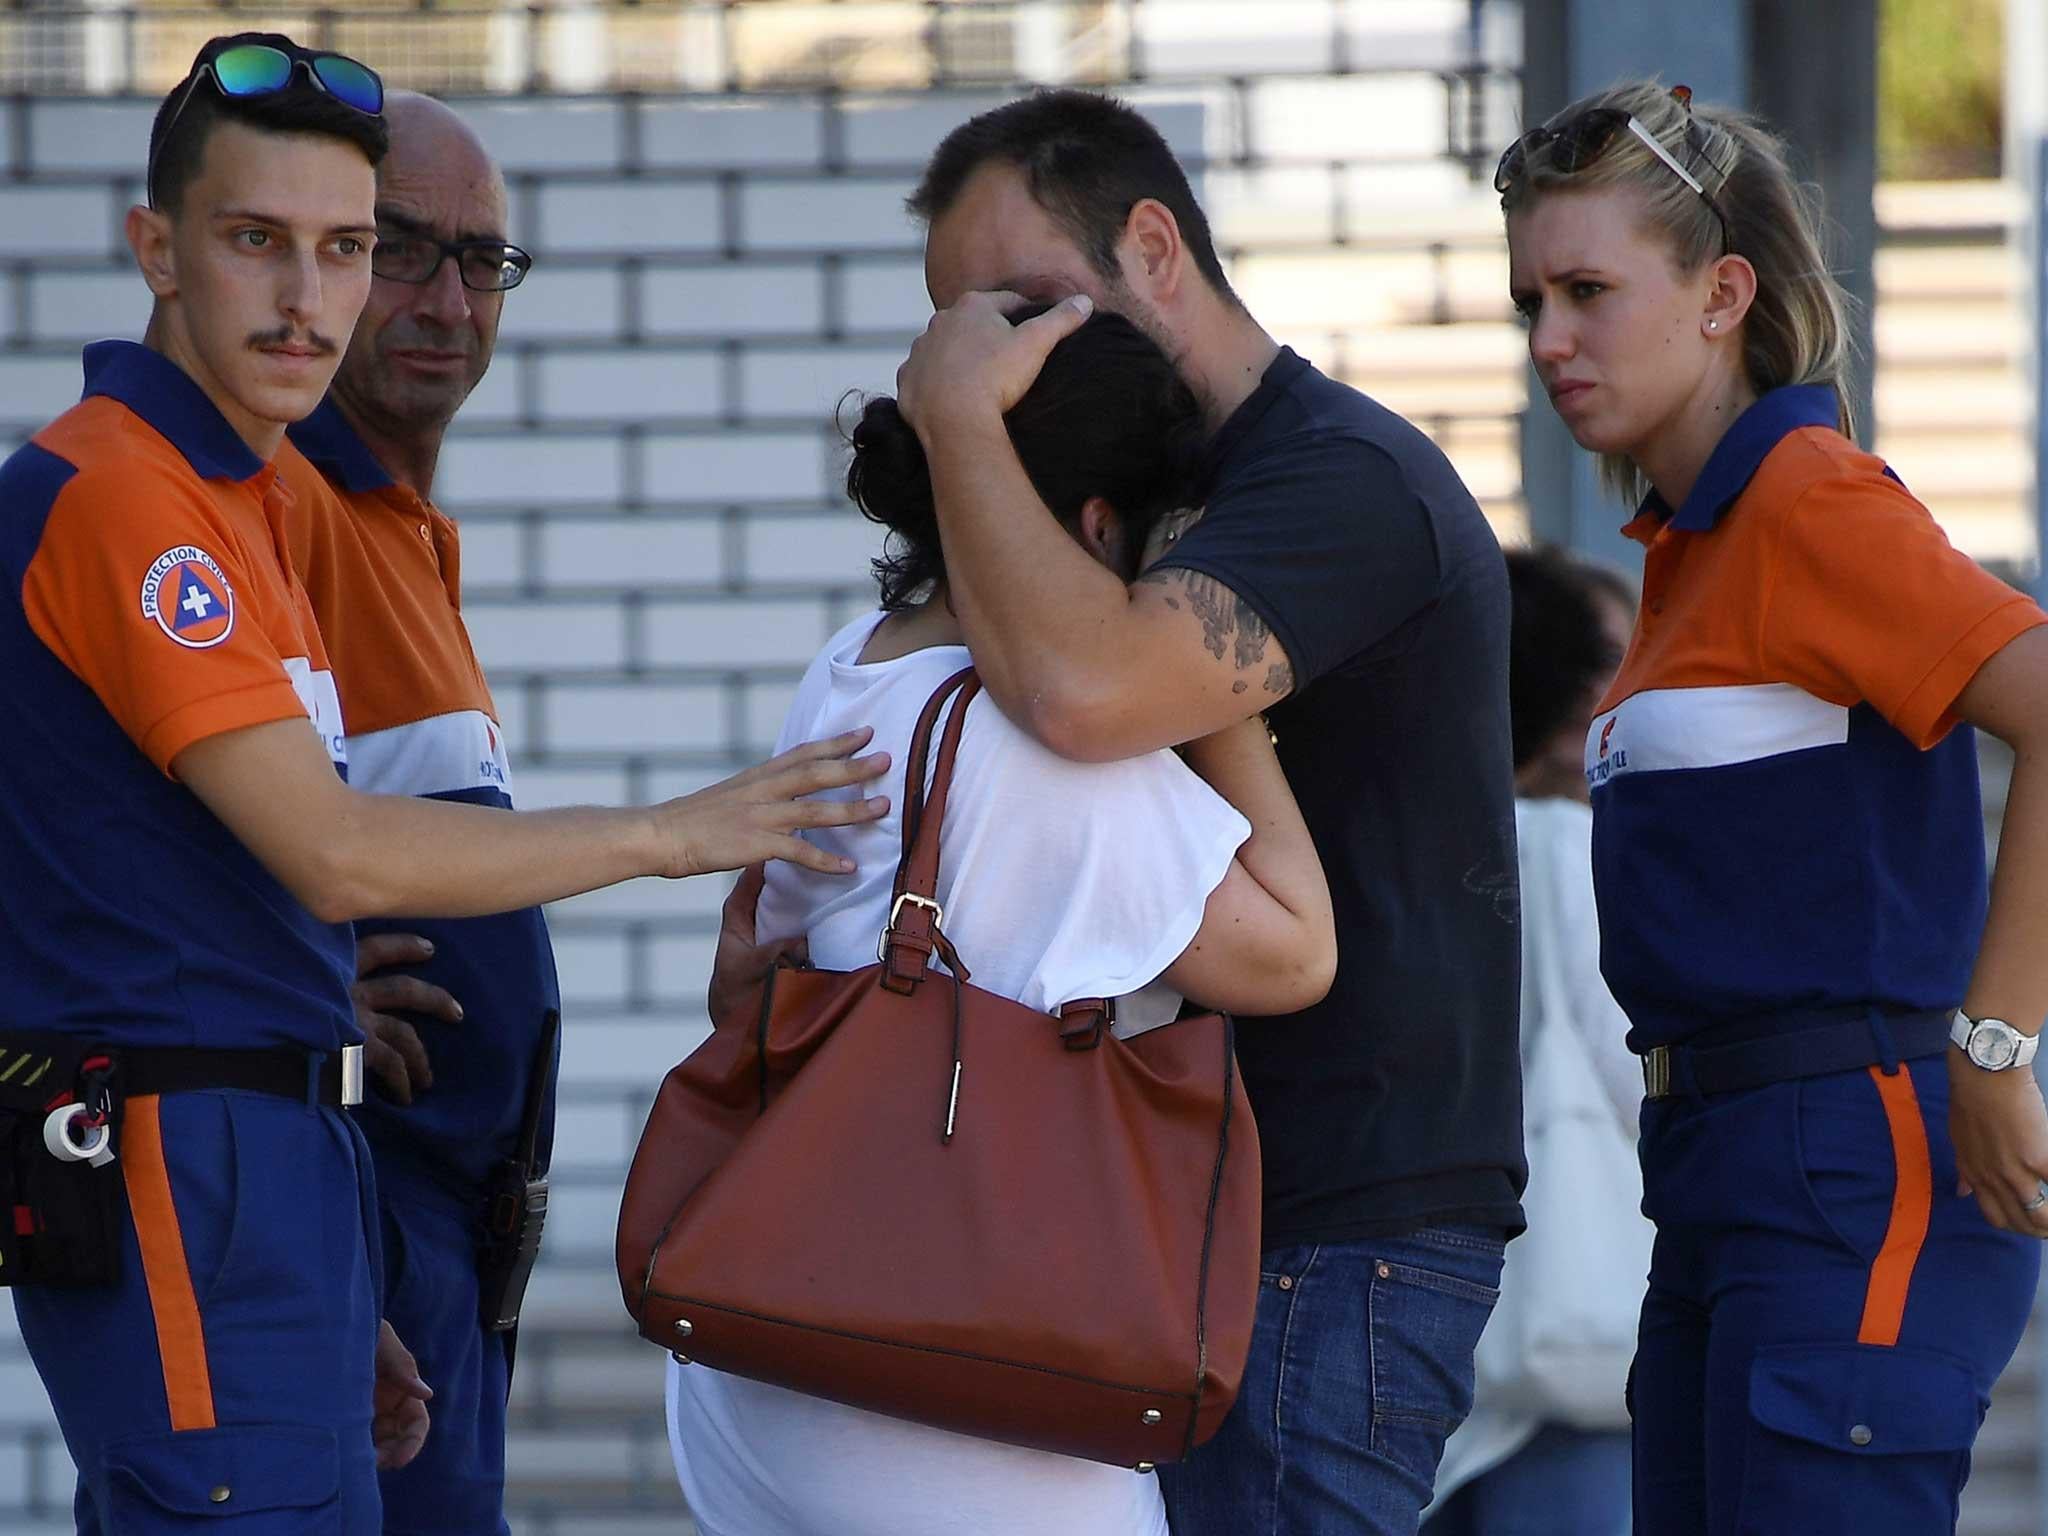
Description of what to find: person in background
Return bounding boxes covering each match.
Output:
[277,90,551,1536]
[1503,79,2048,1533]
[667,308,1336,1536]
[1426,546,1640,1536]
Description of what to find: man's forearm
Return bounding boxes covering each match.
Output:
[922,412,1138,735]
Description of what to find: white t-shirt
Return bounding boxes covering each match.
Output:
[666,612,1251,1536]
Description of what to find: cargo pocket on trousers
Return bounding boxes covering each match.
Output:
[1735,1343,1980,1535]
[102,1424,341,1531]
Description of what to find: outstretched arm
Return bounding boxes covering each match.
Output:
[896,292,1292,762]
[175,720,890,923]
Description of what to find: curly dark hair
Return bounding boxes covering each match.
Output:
[845,308,1205,609]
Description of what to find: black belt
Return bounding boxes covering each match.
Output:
[119,1045,364,1109]
[1641,1012,1950,1099]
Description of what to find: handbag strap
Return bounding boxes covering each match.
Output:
[880,666,980,994]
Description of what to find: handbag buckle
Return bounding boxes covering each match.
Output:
[1057,998,1114,1052]
[877,893,944,961]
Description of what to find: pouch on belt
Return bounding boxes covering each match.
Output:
[0,1031,124,1287]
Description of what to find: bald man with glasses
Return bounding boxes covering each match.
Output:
[278,91,555,1536]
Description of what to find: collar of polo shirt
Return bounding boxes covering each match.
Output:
[82,340,268,483]
[288,397,398,495]
[1629,383,1844,540]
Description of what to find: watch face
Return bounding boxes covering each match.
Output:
[1970,1025,2018,1069]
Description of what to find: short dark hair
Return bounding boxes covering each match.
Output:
[149,33,388,214]
[1505,546,1630,771]
[846,308,1204,609]
[909,89,1238,304]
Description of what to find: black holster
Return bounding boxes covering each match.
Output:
[477,1011,558,1332]
[0,1034,125,1288]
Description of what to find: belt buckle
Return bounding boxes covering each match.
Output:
[338,1044,365,1107]
[1642,1046,1671,1100]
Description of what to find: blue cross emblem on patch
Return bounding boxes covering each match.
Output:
[174,568,223,630]
[140,545,237,649]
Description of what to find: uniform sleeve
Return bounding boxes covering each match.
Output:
[1759,469,2045,750]
[1148,433,1441,688]
[22,463,309,775]
[937,697,1252,1014]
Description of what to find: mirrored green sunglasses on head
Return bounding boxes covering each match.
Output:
[149,42,384,207]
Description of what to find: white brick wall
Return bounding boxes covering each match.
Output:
[645,428,832,503]
[0,187,117,257]
[639,98,826,168]
[27,100,155,173]
[642,261,824,337]
[22,269,152,345]
[461,98,625,171]
[437,433,625,506]
[535,516,722,589]
[537,180,723,255]
[537,347,722,420]
[740,177,919,250]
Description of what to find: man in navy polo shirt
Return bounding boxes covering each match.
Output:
[894,91,1522,1533]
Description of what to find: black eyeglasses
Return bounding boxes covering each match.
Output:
[372,233,533,293]
[1494,86,1730,251]
[148,43,384,209]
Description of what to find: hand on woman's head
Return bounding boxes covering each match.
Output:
[846,307,1207,607]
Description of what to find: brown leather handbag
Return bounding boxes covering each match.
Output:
[616,666,1261,1470]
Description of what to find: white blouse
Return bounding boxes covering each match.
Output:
[666,612,1250,1536]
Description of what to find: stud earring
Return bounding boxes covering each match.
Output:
[1707,320,1719,331]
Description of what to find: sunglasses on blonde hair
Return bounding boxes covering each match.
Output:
[1495,85,1730,252]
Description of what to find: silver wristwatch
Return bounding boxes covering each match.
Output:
[1951,1011,2041,1072]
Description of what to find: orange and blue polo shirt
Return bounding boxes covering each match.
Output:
[1585,384,2046,1053]
[281,401,559,1190]
[0,341,355,1053]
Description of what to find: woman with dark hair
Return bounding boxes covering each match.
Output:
[662,310,1337,1536]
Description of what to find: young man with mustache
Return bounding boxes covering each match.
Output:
[0,37,888,1534]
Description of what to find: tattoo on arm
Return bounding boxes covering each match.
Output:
[1139,569,1296,697]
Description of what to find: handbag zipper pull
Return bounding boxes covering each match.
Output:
[943,1058,963,1143]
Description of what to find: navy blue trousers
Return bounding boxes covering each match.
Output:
[373,1170,513,1536]
[1631,1055,2038,1534]
[15,1090,383,1533]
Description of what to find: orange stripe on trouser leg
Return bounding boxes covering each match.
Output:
[120,1096,217,1430]
[1857,1065,1934,1347]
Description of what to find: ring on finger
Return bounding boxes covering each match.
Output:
[2025,1184,2048,1213]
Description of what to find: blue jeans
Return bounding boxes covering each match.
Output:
[1422,1425,1632,1536]
[1160,1228,1504,1536]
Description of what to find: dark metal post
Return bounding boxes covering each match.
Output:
[1746,0,1880,447]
